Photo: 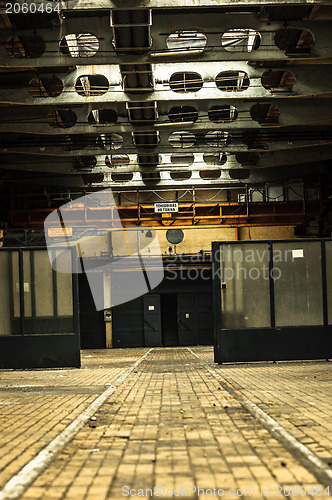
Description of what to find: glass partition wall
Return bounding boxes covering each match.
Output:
[213,239,332,363]
[0,247,80,369]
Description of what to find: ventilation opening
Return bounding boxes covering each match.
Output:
[138,153,160,168]
[61,135,90,151]
[229,169,251,180]
[242,130,269,149]
[169,72,203,93]
[75,75,109,97]
[88,109,118,125]
[96,134,123,150]
[261,70,295,91]
[221,29,261,52]
[169,131,196,148]
[205,131,231,147]
[111,173,133,182]
[216,71,250,91]
[82,173,104,185]
[28,76,63,98]
[72,156,97,172]
[6,35,45,58]
[275,28,314,55]
[142,172,161,184]
[250,103,280,124]
[168,106,198,123]
[105,154,130,167]
[59,33,99,57]
[166,31,207,52]
[236,152,260,166]
[171,153,194,165]
[208,105,238,123]
[48,109,77,128]
[199,170,221,180]
[170,171,192,181]
[203,153,227,165]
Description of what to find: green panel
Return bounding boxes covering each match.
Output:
[273,241,323,327]
[220,242,271,329]
[0,253,12,335]
[326,241,332,325]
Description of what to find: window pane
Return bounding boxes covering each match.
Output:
[0,253,13,335]
[220,243,271,328]
[273,241,323,326]
[34,250,54,317]
[56,250,73,317]
[326,241,332,324]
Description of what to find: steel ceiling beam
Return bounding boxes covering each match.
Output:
[1,64,332,105]
[1,18,331,67]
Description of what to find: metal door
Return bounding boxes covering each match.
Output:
[143,294,162,346]
[177,293,197,345]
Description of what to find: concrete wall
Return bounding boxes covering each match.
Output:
[110,225,296,257]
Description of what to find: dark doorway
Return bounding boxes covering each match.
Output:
[78,273,105,349]
[143,294,162,346]
[161,294,178,346]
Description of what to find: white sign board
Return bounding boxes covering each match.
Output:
[292,249,304,259]
[154,203,178,213]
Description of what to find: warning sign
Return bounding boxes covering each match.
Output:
[48,227,73,238]
[154,203,178,213]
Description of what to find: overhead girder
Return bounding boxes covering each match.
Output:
[0,0,324,11]
[1,63,332,106]
[1,140,332,174]
[3,161,325,191]
[1,99,332,135]
[1,129,332,156]
[0,18,331,67]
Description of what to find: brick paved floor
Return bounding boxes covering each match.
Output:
[0,347,331,499]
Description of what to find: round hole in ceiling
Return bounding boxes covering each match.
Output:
[169,131,196,148]
[96,133,123,150]
[75,75,109,97]
[205,131,231,147]
[235,152,260,166]
[216,71,250,92]
[59,33,99,57]
[88,109,118,125]
[229,168,251,180]
[111,172,133,182]
[221,29,261,52]
[250,103,280,124]
[6,35,46,58]
[166,31,207,51]
[169,72,203,93]
[242,130,269,148]
[48,109,77,129]
[61,135,89,151]
[199,170,221,180]
[72,155,97,172]
[28,76,63,98]
[105,154,130,167]
[275,28,314,55]
[208,105,238,123]
[261,70,295,91]
[203,152,227,165]
[171,153,194,165]
[170,171,192,181]
[168,105,198,123]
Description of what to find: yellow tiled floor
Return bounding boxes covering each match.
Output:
[0,347,331,499]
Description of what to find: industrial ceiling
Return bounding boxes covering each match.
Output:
[0,0,332,239]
